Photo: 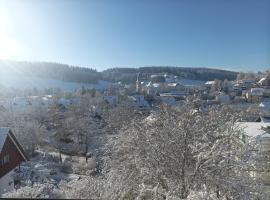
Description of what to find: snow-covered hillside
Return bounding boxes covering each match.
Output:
[0,75,111,91]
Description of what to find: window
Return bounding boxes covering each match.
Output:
[1,154,10,166]
[4,154,10,164]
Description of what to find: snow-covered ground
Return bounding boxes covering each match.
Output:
[238,122,270,137]
[0,170,15,195]
[0,75,111,91]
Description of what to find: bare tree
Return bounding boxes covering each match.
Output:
[211,79,222,93]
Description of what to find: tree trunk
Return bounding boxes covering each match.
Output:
[180,125,189,199]
[216,185,220,198]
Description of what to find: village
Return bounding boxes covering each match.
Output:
[0,71,270,199]
[0,0,269,198]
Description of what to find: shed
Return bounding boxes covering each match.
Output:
[0,128,28,194]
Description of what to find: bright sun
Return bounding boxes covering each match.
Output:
[0,8,23,60]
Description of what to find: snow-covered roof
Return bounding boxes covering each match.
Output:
[0,127,10,152]
[205,81,214,85]
[238,122,270,137]
[146,81,152,87]
[152,83,160,88]
[258,77,266,84]
[160,91,186,97]
[0,127,28,161]
[168,83,180,87]
[241,79,256,83]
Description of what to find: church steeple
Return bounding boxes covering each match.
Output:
[136,73,140,93]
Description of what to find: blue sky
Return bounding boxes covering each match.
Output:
[0,0,269,72]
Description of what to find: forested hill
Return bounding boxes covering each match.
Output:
[0,60,238,84]
[0,60,101,83]
[102,67,238,83]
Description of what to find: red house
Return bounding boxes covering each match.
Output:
[0,128,28,194]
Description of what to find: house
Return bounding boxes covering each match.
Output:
[232,84,242,96]
[128,95,151,110]
[159,91,187,101]
[145,82,161,95]
[263,89,270,98]
[246,88,264,103]
[0,128,28,194]
[150,75,165,83]
[238,79,256,89]
[258,77,270,87]
[41,95,54,106]
[205,81,215,89]
[167,83,184,91]
[164,74,175,83]
[258,77,267,86]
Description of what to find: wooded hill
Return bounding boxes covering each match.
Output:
[102,66,238,83]
[0,60,101,83]
[0,60,238,84]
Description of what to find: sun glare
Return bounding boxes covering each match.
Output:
[0,7,23,60]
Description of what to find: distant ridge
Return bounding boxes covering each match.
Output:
[0,60,101,84]
[102,66,238,83]
[0,60,238,84]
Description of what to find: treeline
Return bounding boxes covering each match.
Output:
[102,66,238,83]
[0,61,238,84]
[0,60,101,83]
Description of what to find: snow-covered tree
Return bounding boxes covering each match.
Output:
[106,105,264,199]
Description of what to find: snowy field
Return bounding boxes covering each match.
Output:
[0,75,111,91]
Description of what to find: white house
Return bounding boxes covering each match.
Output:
[246,88,264,103]
[205,81,215,89]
